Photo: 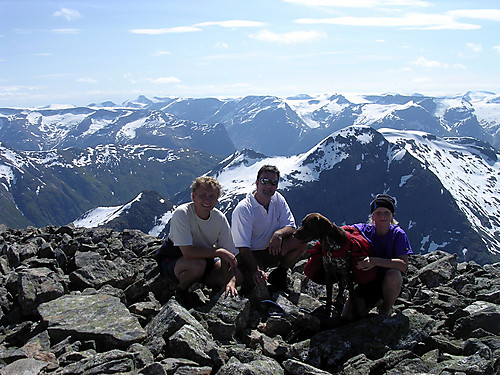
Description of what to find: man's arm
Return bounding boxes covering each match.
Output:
[179,245,237,271]
[239,246,267,284]
[268,226,295,255]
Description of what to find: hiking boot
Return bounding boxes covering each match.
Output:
[267,267,288,291]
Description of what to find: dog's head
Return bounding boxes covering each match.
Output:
[294,212,347,252]
[293,213,335,242]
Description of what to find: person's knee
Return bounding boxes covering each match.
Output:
[191,259,208,277]
[176,258,207,280]
[384,269,402,291]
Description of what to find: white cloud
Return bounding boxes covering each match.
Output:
[449,9,500,22]
[494,45,500,53]
[130,26,201,35]
[215,42,229,50]
[147,77,181,84]
[250,29,326,44]
[53,8,82,21]
[295,13,480,30]
[76,78,97,84]
[413,56,442,68]
[412,56,466,69]
[282,0,431,8]
[195,20,266,28]
[466,43,482,53]
[294,12,481,30]
[51,29,80,34]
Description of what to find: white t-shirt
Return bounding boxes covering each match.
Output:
[169,202,238,255]
[231,191,296,251]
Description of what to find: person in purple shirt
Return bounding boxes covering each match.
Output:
[341,194,413,321]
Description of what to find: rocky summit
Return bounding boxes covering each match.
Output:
[0,224,498,375]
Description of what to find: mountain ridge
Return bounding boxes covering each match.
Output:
[2,91,498,157]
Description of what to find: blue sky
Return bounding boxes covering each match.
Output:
[1,0,500,107]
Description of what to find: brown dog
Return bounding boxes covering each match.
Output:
[294,213,352,316]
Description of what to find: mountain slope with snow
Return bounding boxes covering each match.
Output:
[0,142,219,227]
[0,107,235,157]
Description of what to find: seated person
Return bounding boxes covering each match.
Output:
[342,194,412,320]
[231,165,306,292]
[156,176,241,305]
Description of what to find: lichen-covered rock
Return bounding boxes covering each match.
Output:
[17,266,66,315]
[282,358,332,375]
[69,251,135,290]
[145,298,208,342]
[453,301,500,337]
[0,358,50,375]
[193,292,251,342]
[37,293,147,348]
[215,356,284,375]
[167,324,217,366]
[56,349,136,375]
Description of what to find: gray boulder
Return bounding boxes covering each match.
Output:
[37,293,147,348]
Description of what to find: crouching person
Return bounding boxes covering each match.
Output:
[342,194,412,320]
[156,176,242,307]
[231,165,306,293]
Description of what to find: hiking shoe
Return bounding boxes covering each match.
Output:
[267,267,288,291]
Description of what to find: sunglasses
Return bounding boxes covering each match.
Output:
[259,178,279,186]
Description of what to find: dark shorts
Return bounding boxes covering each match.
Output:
[157,253,216,282]
[158,256,179,282]
[353,269,386,307]
[237,248,282,272]
[353,269,403,307]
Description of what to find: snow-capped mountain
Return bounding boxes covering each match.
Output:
[73,190,173,236]
[1,91,498,158]
[0,106,234,157]
[153,91,500,155]
[284,91,498,148]
[0,142,219,228]
[162,96,312,156]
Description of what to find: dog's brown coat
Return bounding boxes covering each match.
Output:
[294,213,353,316]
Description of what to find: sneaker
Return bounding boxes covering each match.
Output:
[267,267,288,291]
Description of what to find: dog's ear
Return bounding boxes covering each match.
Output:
[302,213,332,238]
[317,214,333,235]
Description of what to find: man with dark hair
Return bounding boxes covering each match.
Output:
[231,165,306,291]
[156,176,241,306]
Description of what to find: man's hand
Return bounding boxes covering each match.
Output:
[225,276,238,297]
[268,232,283,256]
[253,267,268,285]
[215,248,238,271]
